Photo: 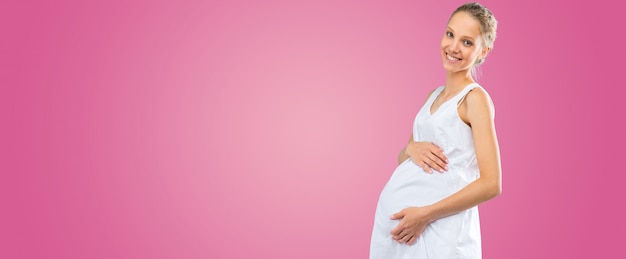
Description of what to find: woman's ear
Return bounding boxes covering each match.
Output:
[480,47,491,61]
[475,46,491,65]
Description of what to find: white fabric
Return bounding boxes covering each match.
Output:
[370,83,484,259]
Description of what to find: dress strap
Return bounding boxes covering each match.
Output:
[426,86,445,106]
[455,83,480,106]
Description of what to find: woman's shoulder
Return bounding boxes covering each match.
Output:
[465,84,495,114]
[467,84,492,102]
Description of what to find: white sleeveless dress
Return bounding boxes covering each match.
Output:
[370,83,485,259]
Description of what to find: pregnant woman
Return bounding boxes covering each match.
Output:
[370,3,501,258]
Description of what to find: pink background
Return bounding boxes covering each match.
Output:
[2,0,624,258]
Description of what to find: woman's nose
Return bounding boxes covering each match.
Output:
[449,41,460,53]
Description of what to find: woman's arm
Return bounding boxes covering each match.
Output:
[391,87,502,244]
[397,136,411,164]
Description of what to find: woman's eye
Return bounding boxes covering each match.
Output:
[446,31,453,38]
[463,40,473,46]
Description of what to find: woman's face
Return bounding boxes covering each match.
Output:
[441,11,487,74]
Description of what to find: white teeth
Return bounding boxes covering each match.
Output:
[446,53,460,61]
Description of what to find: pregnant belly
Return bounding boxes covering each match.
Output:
[376,159,466,218]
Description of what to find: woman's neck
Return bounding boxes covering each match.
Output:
[443,70,475,95]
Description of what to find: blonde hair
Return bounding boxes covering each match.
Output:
[449,2,498,66]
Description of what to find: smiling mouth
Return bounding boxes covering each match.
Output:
[446,53,461,61]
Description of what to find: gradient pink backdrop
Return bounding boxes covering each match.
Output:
[2,0,624,258]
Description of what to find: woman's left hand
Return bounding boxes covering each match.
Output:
[390,207,434,245]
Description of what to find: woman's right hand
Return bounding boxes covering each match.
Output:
[405,141,448,174]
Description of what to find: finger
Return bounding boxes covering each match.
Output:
[392,229,406,241]
[390,221,406,236]
[426,153,448,173]
[433,151,448,165]
[390,211,404,220]
[425,153,446,173]
[429,144,449,163]
[392,231,403,241]
[391,226,402,236]
[417,160,433,174]
[399,232,413,244]
[407,235,417,245]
